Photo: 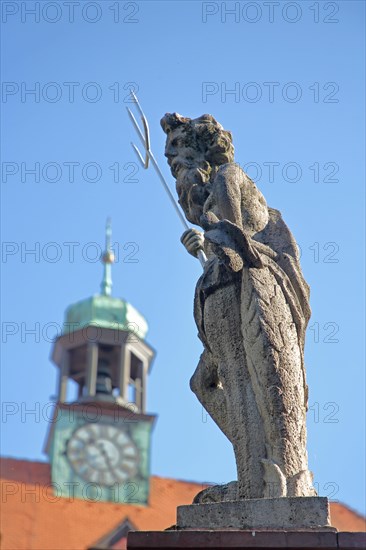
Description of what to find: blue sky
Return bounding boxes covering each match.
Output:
[1,1,365,516]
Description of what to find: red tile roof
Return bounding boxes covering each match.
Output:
[1,457,365,550]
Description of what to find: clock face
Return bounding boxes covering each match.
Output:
[66,423,139,486]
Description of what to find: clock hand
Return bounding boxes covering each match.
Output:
[97,442,114,469]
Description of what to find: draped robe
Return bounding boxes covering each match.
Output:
[191,204,315,500]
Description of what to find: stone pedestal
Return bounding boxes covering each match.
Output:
[127,530,365,549]
[177,497,331,530]
[126,497,366,549]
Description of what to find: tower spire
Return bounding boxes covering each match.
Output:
[100,218,115,296]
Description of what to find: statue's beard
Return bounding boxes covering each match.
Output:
[175,164,212,226]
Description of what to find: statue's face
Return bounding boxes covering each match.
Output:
[165,126,211,226]
[164,126,205,178]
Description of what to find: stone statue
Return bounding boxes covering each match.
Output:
[161,113,317,504]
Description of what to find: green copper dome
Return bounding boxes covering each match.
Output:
[63,294,148,340]
[62,219,148,341]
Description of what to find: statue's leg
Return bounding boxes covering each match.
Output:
[190,350,232,442]
[241,265,315,496]
[190,350,242,504]
[202,281,267,499]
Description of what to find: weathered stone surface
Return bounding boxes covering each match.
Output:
[161,112,316,507]
[177,497,332,530]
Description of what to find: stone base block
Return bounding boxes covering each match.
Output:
[127,530,366,550]
[177,497,332,530]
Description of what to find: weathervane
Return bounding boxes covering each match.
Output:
[126,91,207,268]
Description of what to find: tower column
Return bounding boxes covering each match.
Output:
[141,359,148,413]
[135,378,142,411]
[118,345,131,401]
[58,351,70,403]
[85,342,98,397]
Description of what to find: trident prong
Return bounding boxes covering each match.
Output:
[126,95,150,169]
[126,92,207,269]
[131,142,146,167]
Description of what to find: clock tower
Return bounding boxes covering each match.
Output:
[45,221,156,505]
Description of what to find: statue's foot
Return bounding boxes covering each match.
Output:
[262,459,317,497]
[192,469,316,504]
[261,458,287,497]
[287,469,317,497]
[193,481,238,504]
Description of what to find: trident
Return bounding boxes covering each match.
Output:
[126,91,207,268]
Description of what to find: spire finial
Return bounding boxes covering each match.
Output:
[100,217,115,296]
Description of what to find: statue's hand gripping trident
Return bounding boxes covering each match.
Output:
[126,92,207,269]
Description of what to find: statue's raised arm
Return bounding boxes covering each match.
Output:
[161,112,315,504]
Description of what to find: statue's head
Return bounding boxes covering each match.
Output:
[161,113,234,225]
